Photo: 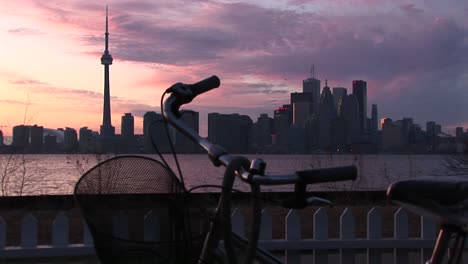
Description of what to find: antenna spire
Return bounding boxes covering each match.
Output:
[310,64,316,79]
[105,5,109,53]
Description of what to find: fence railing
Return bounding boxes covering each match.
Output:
[0,207,439,263]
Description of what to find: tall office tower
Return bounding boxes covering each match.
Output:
[426,121,436,136]
[29,125,43,153]
[291,92,313,126]
[253,113,273,149]
[302,65,321,115]
[456,127,464,138]
[100,6,115,139]
[342,94,361,144]
[273,105,291,150]
[332,87,347,116]
[352,80,367,132]
[371,104,378,143]
[0,130,3,145]
[143,111,169,153]
[435,124,442,135]
[12,125,30,149]
[208,113,253,153]
[170,110,199,153]
[63,127,78,153]
[121,113,135,139]
[318,81,337,150]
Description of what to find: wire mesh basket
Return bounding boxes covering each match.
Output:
[74,155,206,263]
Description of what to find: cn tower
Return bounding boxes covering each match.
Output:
[100,5,115,138]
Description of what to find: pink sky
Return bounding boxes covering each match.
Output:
[1,0,467,136]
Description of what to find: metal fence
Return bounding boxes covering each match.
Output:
[0,207,439,263]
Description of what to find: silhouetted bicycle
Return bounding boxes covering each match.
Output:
[74,75,357,263]
[387,176,468,264]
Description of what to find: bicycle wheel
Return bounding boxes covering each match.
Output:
[74,155,198,263]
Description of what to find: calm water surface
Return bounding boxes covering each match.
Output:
[0,154,454,196]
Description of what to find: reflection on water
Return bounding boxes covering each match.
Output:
[0,154,452,196]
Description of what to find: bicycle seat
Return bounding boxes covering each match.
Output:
[387,176,468,226]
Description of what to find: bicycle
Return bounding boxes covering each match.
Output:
[74,75,358,264]
[387,176,468,264]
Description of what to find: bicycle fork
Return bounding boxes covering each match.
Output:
[427,225,467,264]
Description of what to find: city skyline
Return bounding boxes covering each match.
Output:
[1,1,467,136]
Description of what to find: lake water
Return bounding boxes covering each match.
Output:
[0,154,456,196]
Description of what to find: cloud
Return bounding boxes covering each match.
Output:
[400,4,424,15]
[0,99,31,105]
[9,78,47,85]
[7,27,42,35]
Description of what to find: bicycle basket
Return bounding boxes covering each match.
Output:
[74,155,204,264]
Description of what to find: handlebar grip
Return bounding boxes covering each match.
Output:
[296,165,357,184]
[188,75,220,98]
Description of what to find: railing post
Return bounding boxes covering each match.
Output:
[113,210,128,240]
[231,208,244,236]
[144,210,159,242]
[313,207,328,264]
[421,215,437,264]
[52,211,69,247]
[285,209,300,264]
[260,209,272,240]
[83,219,94,246]
[21,213,38,248]
[394,208,409,264]
[340,208,355,264]
[367,207,382,264]
[0,216,6,249]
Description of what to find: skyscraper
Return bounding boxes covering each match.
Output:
[371,104,378,143]
[302,65,321,115]
[332,87,347,116]
[100,6,115,138]
[121,113,135,139]
[352,80,367,132]
[208,113,252,153]
[318,81,336,150]
[291,92,313,126]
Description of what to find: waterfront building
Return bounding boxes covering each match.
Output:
[121,113,135,140]
[79,127,99,153]
[12,125,30,149]
[143,111,170,153]
[170,110,200,153]
[382,118,405,152]
[29,125,44,153]
[252,113,273,150]
[273,105,291,151]
[208,113,252,153]
[63,127,78,153]
[342,94,361,144]
[44,134,58,153]
[331,117,347,152]
[352,80,367,132]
